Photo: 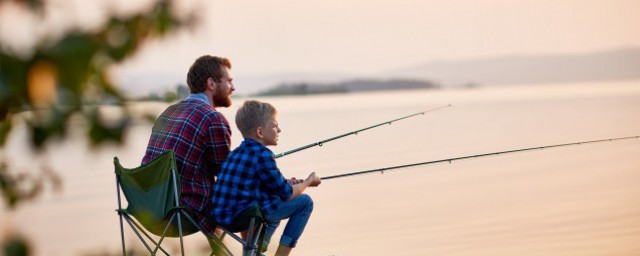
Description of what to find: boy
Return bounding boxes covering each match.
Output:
[211,100,321,256]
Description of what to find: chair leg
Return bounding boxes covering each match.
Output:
[180,210,234,256]
[243,217,267,256]
[243,218,256,256]
[256,223,267,255]
[177,211,185,256]
[123,215,156,254]
[116,177,127,256]
[153,213,178,255]
[251,224,263,250]
[209,236,233,256]
[118,212,127,256]
[125,215,171,255]
[251,225,264,256]
[170,169,187,256]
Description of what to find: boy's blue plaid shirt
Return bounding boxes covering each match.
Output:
[211,138,293,226]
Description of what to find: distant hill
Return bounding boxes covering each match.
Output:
[255,79,438,96]
[389,48,640,86]
[116,48,640,97]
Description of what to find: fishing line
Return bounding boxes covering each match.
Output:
[321,135,640,180]
[275,104,452,158]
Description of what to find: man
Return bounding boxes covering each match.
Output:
[142,55,235,236]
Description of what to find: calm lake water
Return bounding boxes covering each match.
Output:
[2,80,640,255]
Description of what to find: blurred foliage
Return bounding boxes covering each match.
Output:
[0,0,196,207]
[0,0,196,209]
[0,0,198,253]
[1,233,30,256]
[0,0,195,149]
[82,247,155,256]
[0,0,43,11]
[80,242,214,256]
[136,84,190,103]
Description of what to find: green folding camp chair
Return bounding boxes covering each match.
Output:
[114,150,231,256]
[114,150,268,256]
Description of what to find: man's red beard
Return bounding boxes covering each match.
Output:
[213,90,232,107]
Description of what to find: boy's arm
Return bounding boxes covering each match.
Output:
[288,172,321,201]
[257,151,294,200]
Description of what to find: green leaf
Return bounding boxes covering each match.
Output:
[1,234,30,256]
[88,110,131,146]
[0,162,19,208]
[0,119,12,146]
[29,123,49,148]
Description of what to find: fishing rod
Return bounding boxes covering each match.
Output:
[321,135,639,180]
[274,104,452,159]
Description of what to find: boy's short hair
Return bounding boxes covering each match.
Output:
[236,100,278,138]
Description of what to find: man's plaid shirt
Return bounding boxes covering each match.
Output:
[211,138,293,226]
[142,95,231,235]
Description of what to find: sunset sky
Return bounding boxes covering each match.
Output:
[1,0,639,92]
[120,0,640,74]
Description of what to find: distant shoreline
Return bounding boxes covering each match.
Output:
[253,79,440,97]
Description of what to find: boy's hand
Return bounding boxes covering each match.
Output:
[288,177,304,185]
[307,172,321,187]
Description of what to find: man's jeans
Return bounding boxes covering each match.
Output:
[263,194,314,248]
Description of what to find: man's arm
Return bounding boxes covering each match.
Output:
[206,114,232,175]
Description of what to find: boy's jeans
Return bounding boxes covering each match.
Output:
[263,194,314,248]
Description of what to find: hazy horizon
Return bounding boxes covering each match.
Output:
[115,47,640,97]
[2,0,640,95]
